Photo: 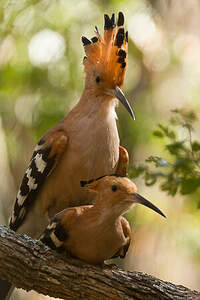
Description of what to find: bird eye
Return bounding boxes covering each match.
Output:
[112,185,117,192]
[96,76,100,83]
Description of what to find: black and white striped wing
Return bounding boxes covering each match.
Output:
[40,215,68,250]
[9,131,68,231]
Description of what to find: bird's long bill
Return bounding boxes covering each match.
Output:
[133,193,166,218]
[111,86,135,120]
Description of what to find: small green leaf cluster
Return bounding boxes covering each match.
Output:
[129,109,200,196]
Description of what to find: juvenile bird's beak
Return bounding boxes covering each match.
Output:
[133,193,166,218]
[108,86,135,120]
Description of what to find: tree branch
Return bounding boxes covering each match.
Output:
[0,225,199,300]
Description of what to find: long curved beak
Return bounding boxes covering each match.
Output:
[133,193,166,218]
[108,86,135,120]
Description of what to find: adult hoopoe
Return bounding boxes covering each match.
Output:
[40,175,166,264]
[0,12,134,299]
[10,12,134,237]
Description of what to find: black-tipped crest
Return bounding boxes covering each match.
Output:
[118,49,126,58]
[117,12,124,26]
[121,62,126,69]
[95,26,99,34]
[104,14,116,29]
[115,28,125,48]
[82,36,91,46]
[80,179,94,187]
[125,31,128,42]
[82,11,129,90]
[111,13,115,25]
[118,57,125,63]
[91,36,98,43]
[80,174,124,187]
[117,49,126,69]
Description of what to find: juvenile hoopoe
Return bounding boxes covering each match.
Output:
[40,175,166,264]
[0,12,133,299]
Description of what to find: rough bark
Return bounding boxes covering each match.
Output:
[0,225,199,300]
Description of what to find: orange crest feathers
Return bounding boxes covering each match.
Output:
[82,12,128,88]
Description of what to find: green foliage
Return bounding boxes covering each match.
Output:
[129,109,200,196]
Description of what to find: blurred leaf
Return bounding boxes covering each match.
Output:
[146,156,170,167]
[180,178,200,195]
[158,124,176,139]
[171,108,197,122]
[156,158,170,167]
[161,179,179,196]
[182,110,197,122]
[174,158,194,173]
[128,165,146,178]
[166,141,186,155]
[153,129,164,138]
[145,172,157,186]
[192,141,200,152]
[133,108,200,198]
[170,117,184,126]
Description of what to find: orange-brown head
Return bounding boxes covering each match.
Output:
[81,175,166,218]
[82,12,135,120]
